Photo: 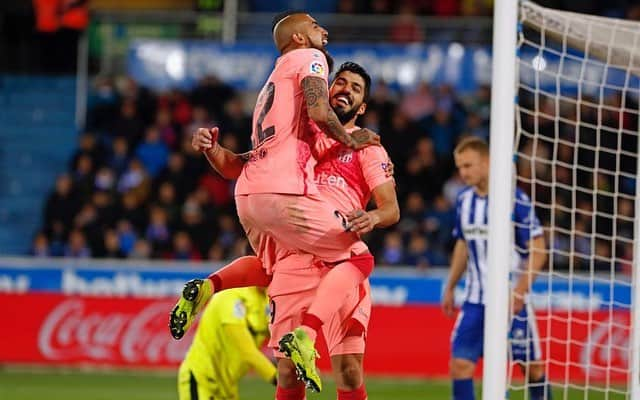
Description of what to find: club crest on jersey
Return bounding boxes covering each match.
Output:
[338,149,353,163]
[310,61,325,75]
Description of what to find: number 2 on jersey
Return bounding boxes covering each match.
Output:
[254,82,276,148]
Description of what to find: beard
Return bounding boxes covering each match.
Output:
[334,103,360,125]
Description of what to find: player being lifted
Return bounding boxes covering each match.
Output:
[172,61,398,400]
[178,287,275,400]
[442,136,551,400]
[170,11,384,393]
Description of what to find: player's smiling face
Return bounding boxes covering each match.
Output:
[330,71,367,124]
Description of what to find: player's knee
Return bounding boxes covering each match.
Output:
[450,358,475,379]
[277,359,299,388]
[524,362,546,382]
[336,358,363,389]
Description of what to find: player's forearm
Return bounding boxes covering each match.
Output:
[445,240,468,291]
[370,182,400,228]
[313,111,358,149]
[302,76,357,149]
[514,236,548,295]
[203,146,247,180]
[224,324,277,383]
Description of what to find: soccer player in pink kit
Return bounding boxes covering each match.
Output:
[170,10,382,392]
[172,62,398,400]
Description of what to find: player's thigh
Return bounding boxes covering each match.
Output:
[268,288,316,356]
[324,281,370,356]
[510,302,542,363]
[450,302,485,363]
[246,193,368,262]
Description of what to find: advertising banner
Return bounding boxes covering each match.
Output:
[0,293,629,382]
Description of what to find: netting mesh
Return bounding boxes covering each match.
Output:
[509,1,640,398]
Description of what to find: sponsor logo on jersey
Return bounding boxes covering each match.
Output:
[310,61,325,75]
[338,150,353,163]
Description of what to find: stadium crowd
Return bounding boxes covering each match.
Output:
[32,72,636,273]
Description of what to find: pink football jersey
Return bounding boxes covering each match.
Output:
[235,48,330,196]
[313,126,393,213]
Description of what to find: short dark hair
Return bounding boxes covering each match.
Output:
[271,10,306,33]
[335,61,372,102]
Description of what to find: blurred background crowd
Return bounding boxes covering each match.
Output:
[0,0,635,274]
[33,72,639,274]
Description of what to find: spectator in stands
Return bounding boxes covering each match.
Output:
[405,137,447,202]
[423,194,456,252]
[116,219,137,256]
[405,233,448,268]
[421,98,463,158]
[389,4,424,43]
[73,154,95,202]
[112,98,145,146]
[30,232,50,257]
[94,166,116,192]
[146,206,171,255]
[179,197,210,255]
[157,182,180,227]
[397,191,427,235]
[108,137,130,177]
[97,229,126,259]
[400,82,435,121]
[65,229,91,258]
[129,239,152,260]
[135,126,169,178]
[155,108,179,149]
[44,174,79,233]
[380,231,405,265]
[157,152,193,202]
[118,159,151,202]
[70,133,105,172]
[170,231,202,261]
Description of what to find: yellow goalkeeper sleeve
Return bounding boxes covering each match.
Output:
[223,323,277,384]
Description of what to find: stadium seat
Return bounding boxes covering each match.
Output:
[0,76,77,254]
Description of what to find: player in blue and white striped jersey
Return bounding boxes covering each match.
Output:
[441,136,551,400]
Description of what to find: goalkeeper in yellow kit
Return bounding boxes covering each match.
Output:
[178,287,277,400]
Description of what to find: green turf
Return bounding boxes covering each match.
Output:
[0,368,628,399]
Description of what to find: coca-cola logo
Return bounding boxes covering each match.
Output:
[579,315,629,378]
[38,299,194,365]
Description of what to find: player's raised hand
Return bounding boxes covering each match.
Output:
[346,209,379,234]
[350,128,380,150]
[192,127,219,152]
[441,288,455,318]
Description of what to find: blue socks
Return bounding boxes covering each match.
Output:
[453,378,474,400]
[529,375,552,400]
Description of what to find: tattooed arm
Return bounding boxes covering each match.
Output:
[302,76,380,150]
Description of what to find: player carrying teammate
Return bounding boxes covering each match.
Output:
[441,136,551,400]
[171,11,383,393]
[172,61,398,400]
[178,287,275,400]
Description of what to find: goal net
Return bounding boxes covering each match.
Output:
[510,1,640,398]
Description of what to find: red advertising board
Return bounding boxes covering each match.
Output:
[0,293,630,383]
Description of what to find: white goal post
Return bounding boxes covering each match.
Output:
[486,1,640,399]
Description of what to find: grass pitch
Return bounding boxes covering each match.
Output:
[0,367,626,399]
